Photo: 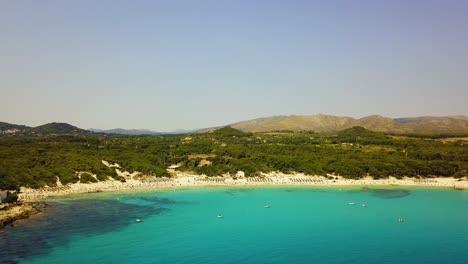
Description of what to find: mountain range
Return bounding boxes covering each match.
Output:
[89,128,161,135]
[214,114,468,134]
[0,122,193,136]
[1,114,467,136]
[89,128,197,135]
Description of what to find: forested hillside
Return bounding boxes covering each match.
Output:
[0,127,466,190]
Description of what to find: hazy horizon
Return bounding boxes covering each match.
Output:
[1,1,467,131]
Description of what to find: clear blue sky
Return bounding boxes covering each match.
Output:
[1,0,467,131]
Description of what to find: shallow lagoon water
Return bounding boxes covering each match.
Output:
[1,187,468,264]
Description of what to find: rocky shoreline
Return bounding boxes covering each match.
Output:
[0,202,48,229]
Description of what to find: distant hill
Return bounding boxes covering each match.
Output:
[26,123,93,135]
[220,114,468,133]
[212,126,251,137]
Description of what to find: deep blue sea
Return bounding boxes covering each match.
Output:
[1,187,468,264]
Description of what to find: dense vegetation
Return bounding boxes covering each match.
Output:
[0,126,466,190]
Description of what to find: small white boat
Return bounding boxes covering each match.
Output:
[135,218,142,223]
[362,204,366,207]
[348,202,355,205]
[217,214,223,218]
[264,204,270,208]
[398,217,403,223]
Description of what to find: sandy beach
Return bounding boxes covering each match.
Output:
[18,172,468,202]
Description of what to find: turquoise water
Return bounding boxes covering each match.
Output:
[2,187,468,264]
